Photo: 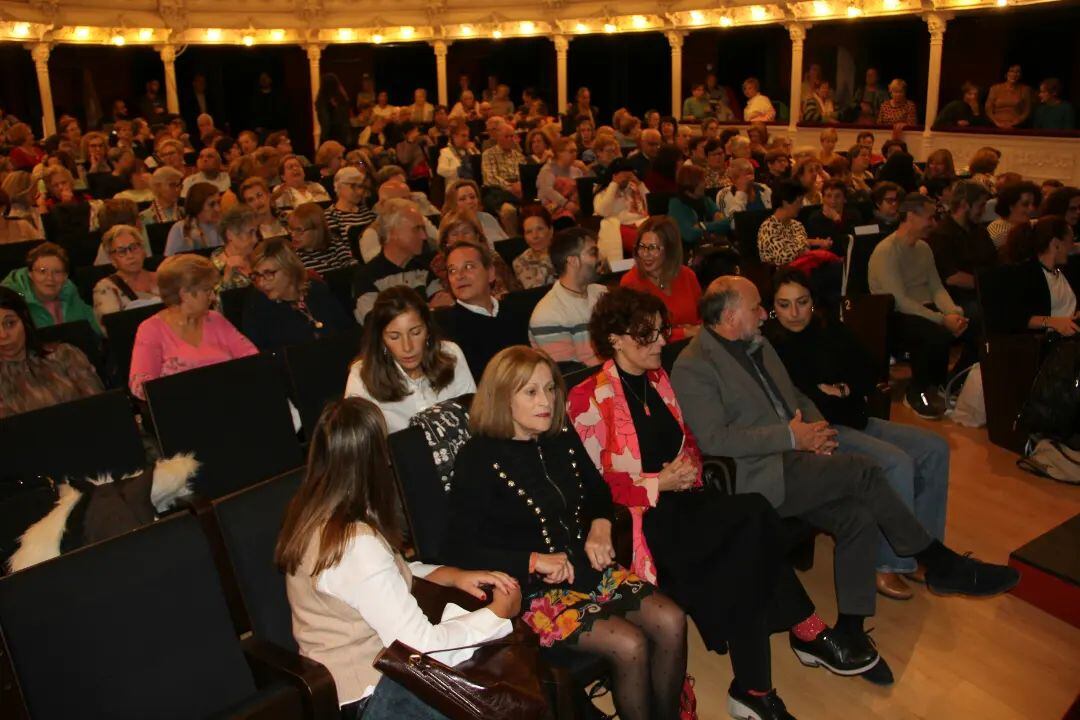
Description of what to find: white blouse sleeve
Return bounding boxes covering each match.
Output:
[443,341,478,396]
[317,534,511,666]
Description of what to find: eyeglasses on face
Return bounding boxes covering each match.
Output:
[634,324,673,345]
[636,242,663,256]
[32,266,67,278]
[109,243,143,256]
[250,268,280,283]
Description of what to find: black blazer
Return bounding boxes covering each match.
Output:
[443,428,614,594]
[240,280,352,352]
[992,259,1080,335]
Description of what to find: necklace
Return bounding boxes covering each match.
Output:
[622,372,651,416]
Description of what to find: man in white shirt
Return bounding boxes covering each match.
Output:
[529,227,607,366]
[742,77,777,123]
[181,147,231,197]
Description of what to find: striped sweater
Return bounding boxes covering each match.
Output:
[528,282,607,366]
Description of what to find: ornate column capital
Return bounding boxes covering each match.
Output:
[30,42,51,65]
[552,34,570,53]
[786,22,808,43]
[924,12,950,37]
[429,39,450,56]
[305,44,323,62]
[665,30,685,51]
[156,44,176,63]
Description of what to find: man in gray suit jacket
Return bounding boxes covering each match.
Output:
[672,275,1019,684]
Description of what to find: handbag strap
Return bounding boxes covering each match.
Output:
[418,638,521,659]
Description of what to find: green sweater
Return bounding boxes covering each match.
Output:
[1,267,102,335]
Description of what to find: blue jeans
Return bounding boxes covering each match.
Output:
[341,677,451,720]
[835,418,950,573]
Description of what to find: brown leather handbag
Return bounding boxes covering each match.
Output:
[373,623,550,720]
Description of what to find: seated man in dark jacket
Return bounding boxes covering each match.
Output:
[436,241,529,379]
[927,180,997,313]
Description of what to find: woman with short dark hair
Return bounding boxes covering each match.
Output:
[933,82,989,129]
[667,164,727,247]
[987,180,1039,248]
[344,286,475,432]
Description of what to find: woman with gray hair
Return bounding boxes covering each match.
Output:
[92,224,161,329]
[211,204,260,291]
[1,171,44,243]
[876,79,918,126]
[716,158,773,219]
[128,253,257,399]
[138,166,186,226]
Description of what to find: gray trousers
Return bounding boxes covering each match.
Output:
[775,451,934,616]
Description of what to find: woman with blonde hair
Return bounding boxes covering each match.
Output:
[0,171,44,242]
[877,79,918,126]
[7,123,44,171]
[276,397,518,717]
[286,202,356,274]
[446,345,689,720]
[92,224,161,328]
[242,238,351,351]
[128,253,257,398]
[441,178,508,241]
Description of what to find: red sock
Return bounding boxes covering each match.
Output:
[790,613,827,641]
[747,688,773,697]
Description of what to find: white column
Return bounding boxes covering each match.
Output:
[307,44,322,148]
[157,45,180,114]
[553,35,570,116]
[923,13,949,138]
[666,31,684,119]
[431,40,449,107]
[787,23,807,132]
[29,43,56,137]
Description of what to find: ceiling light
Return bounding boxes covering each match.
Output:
[270,29,285,41]
[492,28,503,38]
[74,26,91,40]
[751,6,767,20]
[996,0,1007,6]
[883,0,899,9]
[719,15,734,26]
[847,4,863,15]
[460,25,473,35]
[242,34,254,46]
[338,28,355,41]
[111,34,125,46]
[205,28,222,41]
[604,22,617,33]
[574,22,588,32]
[138,28,153,40]
[371,32,383,43]
[813,1,831,15]
[520,21,535,33]
[12,22,30,37]
[631,15,648,28]
[400,26,414,38]
[689,10,705,24]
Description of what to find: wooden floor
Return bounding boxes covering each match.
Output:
[596,396,1080,720]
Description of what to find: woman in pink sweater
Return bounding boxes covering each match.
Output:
[129,254,257,399]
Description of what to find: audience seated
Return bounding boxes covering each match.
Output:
[323,166,376,244]
[802,81,839,124]
[237,177,287,240]
[480,124,525,235]
[437,241,530,379]
[437,120,480,183]
[537,138,587,226]
[0,286,103,418]
[668,164,727,248]
[933,82,990,130]
[445,345,688,719]
[717,158,773,218]
[128,253,257,399]
[987,180,1039,247]
[766,268,950,600]
[443,179,508,242]
[139,166,185,227]
[7,123,45,171]
[742,77,777,122]
[626,129,661,180]
[430,210,519,299]
[620,217,702,341]
[273,154,330,210]
[164,183,224,256]
[181,147,230,197]
[0,172,44,242]
[513,204,557,289]
[804,179,860,250]
[870,181,902,233]
[352,198,449,323]
[210,204,258,291]
[1039,186,1080,236]
[927,180,997,311]
[92,224,161,328]
[594,157,650,255]
[877,79,918,126]
[284,201,356,276]
[757,180,835,266]
[276,396,518,716]
[672,274,1020,686]
[241,238,351,351]
[986,65,1033,130]
[1,241,101,334]
[570,287,867,716]
[1033,78,1076,130]
[869,193,977,418]
[529,227,606,366]
[345,286,475,432]
[998,216,1078,335]
[682,83,711,121]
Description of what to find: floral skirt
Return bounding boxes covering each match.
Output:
[521,566,653,647]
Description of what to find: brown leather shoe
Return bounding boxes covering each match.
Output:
[906,566,927,584]
[876,572,914,600]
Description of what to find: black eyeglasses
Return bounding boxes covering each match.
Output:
[634,324,672,345]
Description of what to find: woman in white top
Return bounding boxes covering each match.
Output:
[92,224,161,331]
[273,154,331,211]
[436,121,479,182]
[345,286,476,433]
[275,396,519,717]
[442,179,508,242]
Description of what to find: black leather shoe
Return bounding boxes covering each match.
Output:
[926,552,1021,597]
[860,656,895,686]
[727,682,796,720]
[789,628,879,675]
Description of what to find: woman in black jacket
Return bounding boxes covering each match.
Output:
[242,238,352,351]
[444,346,687,720]
[997,215,1079,336]
[315,73,353,148]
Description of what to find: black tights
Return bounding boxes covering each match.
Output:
[575,593,687,720]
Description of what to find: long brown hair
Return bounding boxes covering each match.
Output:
[357,286,457,402]
[275,397,403,576]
